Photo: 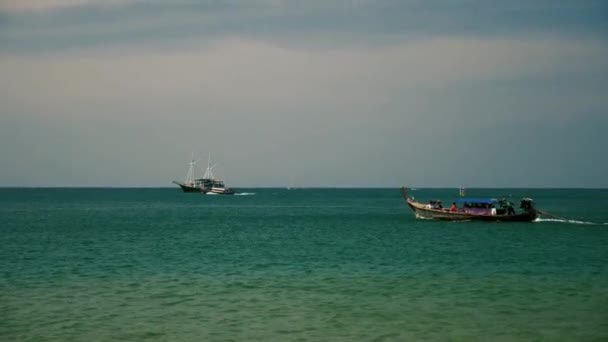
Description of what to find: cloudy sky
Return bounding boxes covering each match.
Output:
[1,0,607,187]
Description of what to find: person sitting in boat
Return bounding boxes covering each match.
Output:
[507,203,515,215]
[435,201,443,209]
[450,202,458,212]
[490,204,497,215]
[481,203,495,215]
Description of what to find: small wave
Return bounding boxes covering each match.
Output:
[235,192,256,196]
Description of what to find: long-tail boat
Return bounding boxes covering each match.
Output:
[400,187,538,222]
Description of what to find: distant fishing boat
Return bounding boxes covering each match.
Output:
[207,180,235,195]
[400,187,538,222]
[172,154,204,192]
[287,175,300,190]
[173,154,235,195]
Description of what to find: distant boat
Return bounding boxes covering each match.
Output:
[287,176,299,190]
[172,154,204,192]
[207,179,235,195]
[399,187,538,222]
[173,154,235,195]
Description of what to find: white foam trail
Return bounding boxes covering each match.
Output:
[235,192,256,196]
[534,218,598,225]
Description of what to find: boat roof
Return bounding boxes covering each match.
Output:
[457,197,497,204]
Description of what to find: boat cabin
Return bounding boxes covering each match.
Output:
[457,198,498,215]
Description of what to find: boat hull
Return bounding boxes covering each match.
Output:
[208,188,235,195]
[400,187,537,222]
[407,202,537,222]
[173,181,204,193]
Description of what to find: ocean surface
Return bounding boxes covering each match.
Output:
[1,188,607,341]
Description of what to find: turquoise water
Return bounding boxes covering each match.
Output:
[1,188,608,341]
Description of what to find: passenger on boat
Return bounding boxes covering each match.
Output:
[450,202,458,212]
[507,204,515,215]
[436,201,443,209]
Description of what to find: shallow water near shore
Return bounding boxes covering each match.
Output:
[2,188,607,341]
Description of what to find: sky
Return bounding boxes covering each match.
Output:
[1,0,607,188]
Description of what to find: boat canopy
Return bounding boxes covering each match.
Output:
[457,198,497,204]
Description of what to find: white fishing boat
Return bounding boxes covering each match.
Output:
[172,153,205,192]
[173,153,235,195]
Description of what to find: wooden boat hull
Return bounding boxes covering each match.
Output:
[401,187,537,222]
[407,202,537,222]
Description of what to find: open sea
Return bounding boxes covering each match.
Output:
[1,188,607,341]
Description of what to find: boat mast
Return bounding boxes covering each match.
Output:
[203,153,217,180]
[185,152,199,185]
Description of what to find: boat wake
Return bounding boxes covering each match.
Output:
[534,218,604,225]
[235,192,256,196]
